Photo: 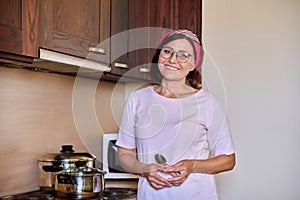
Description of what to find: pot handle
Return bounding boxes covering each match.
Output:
[74,160,87,168]
[42,164,64,172]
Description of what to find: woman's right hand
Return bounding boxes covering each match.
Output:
[118,147,172,189]
[141,163,172,189]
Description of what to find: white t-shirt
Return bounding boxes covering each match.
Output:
[116,86,235,200]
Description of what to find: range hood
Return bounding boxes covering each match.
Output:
[39,49,111,72]
[0,48,111,76]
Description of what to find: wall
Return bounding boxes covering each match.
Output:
[202,0,300,199]
[0,66,125,196]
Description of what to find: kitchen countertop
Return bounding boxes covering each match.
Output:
[0,180,138,200]
[0,188,138,200]
[105,180,138,189]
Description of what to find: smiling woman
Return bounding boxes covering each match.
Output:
[116,29,235,200]
[150,30,203,90]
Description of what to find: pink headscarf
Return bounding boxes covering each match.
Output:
[159,29,202,69]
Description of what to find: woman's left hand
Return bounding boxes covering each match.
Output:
[162,154,236,186]
[162,160,194,186]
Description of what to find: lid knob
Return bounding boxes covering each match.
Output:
[60,145,75,153]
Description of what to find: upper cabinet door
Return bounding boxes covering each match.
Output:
[0,0,201,81]
[109,0,130,77]
[110,0,173,81]
[175,0,202,38]
[39,0,110,64]
[0,0,39,59]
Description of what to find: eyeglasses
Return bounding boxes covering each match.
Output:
[160,47,194,63]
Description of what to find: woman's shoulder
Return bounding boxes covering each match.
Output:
[196,89,226,112]
[195,88,211,99]
[126,85,154,100]
[131,85,153,95]
[194,88,221,104]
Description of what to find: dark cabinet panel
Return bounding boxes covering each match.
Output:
[0,0,201,81]
[110,0,130,76]
[177,0,202,38]
[0,0,110,64]
[39,0,110,64]
[0,0,39,58]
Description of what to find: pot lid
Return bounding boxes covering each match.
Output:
[55,152,95,161]
[61,161,106,175]
[38,145,96,162]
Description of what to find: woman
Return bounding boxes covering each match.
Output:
[116,29,235,199]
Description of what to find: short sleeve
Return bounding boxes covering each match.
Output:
[116,92,137,149]
[207,96,235,156]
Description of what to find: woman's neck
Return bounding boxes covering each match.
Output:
[154,80,198,98]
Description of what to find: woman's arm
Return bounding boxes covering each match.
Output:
[117,147,144,175]
[190,153,236,174]
[164,153,236,186]
[118,147,172,189]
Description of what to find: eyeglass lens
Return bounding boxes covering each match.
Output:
[160,47,191,63]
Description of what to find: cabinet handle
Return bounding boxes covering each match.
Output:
[89,47,105,54]
[114,62,128,69]
[139,67,150,73]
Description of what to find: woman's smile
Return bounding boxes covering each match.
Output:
[164,64,181,71]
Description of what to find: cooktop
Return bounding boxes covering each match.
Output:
[0,188,137,200]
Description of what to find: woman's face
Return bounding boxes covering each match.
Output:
[158,38,195,82]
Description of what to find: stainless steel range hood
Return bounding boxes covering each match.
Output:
[39,48,111,72]
[0,48,111,75]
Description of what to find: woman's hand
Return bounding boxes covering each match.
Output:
[141,163,172,189]
[163,160,194,186]
[163,154,236,186]
[118,147,173,189]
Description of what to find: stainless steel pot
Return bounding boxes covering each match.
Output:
[38,145,96,191]
[55,160,106,199]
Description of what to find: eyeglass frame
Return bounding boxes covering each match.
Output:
[159,46,194,64]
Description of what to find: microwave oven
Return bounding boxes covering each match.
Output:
[102,133,139,179]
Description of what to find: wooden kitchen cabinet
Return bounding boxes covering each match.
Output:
[0,0,201,81]
[109,0,161,80]
[39,0,110,64]
[0,0,110,64]
[0,0,39,60]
